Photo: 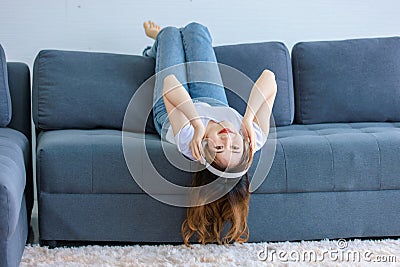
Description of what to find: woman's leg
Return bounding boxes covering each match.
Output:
[143,24,188,136]
[180,22,229,107]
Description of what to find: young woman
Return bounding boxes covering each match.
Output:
[142,21,277,246]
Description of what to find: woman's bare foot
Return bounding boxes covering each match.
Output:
[143,20,161,40]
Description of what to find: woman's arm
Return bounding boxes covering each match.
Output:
[162,74,205,161]
[243,69,277,123]
[242,70,277,146]
[162,74,203,135]
[253,91,276,137]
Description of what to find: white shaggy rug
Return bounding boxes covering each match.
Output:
[22,238,400,266]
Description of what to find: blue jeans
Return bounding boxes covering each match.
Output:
[142,22,229,138]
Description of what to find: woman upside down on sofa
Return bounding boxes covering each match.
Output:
[142,20,277,246]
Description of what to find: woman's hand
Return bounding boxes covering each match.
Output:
[241,116,256,152]
[190,120,206,163]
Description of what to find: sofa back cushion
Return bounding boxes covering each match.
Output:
[292,36,400,124]
[0,44,12,127]
[215,42,294,126]
[33,43,294,131]
[32,50,156,131]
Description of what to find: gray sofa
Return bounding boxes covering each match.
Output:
[33,36,400,248]
[0,45,33,266]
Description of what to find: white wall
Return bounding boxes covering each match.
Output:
[1,0,399,66]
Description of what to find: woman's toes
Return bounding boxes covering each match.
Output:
[143,20,161,39]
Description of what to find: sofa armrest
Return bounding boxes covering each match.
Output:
[6,62,34,226]
[7,62,31,141]
[0,127,28,240]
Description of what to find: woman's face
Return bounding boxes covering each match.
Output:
[203,120,244,168]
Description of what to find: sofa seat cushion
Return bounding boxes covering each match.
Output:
[37,122,400,195]
[0,128,29,239]
[257,122,400,193]
[36,129,194,194]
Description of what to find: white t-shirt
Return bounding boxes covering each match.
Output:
[165,101,268,161]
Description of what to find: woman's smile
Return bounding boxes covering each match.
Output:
[218,128,235,135]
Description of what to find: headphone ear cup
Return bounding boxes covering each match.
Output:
[200,139,208,165]
[201,138,217,165]
[243,138,249,150]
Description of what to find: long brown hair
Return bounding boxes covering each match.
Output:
[181,170,250,246]
[181,139,253,247]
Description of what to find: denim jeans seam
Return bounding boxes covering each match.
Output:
[181,29,192,94]
[153,36,163,135]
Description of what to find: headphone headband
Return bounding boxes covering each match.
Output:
[203,161,248,178]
